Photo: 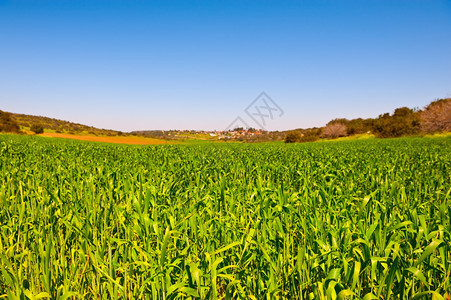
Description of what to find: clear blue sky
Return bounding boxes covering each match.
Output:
[1,0,450,131]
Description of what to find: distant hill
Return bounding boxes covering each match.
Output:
[9,112,125,136]
[2,97,450,143]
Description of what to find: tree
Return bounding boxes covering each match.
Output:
[420,98,451,133]
[322,122,347,139]
[346,118,375,135]
[30,124,44,134]
[372,107,420,138]
[285,131,302,143]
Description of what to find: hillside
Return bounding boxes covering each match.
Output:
[10,112,124,136]
[0,110,177,145]
[0,110,20,133]
[2,97,450,144]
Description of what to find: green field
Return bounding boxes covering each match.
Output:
[0,134,450,299]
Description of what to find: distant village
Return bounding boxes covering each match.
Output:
[183,128,265,139]
[131,127,286,142]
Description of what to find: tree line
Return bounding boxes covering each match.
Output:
[285,98,451,143]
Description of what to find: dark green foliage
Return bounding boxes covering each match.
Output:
[373,107,420,138]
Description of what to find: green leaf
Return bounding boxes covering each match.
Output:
[406,267,429,287]
[160,228,171,267]
[416,239,443,266]
[411,291,444,300]
[337,289,354,300]
[210,241,241,256]
[362,293,377,300]
[351,261,361,290]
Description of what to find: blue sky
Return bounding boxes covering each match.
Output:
[1,0,450,131]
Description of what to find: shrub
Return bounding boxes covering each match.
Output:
[373,107,420,138]
[30,124,44,134]
[285,131,302,143]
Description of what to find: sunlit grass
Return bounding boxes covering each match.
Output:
[0,134,450,299]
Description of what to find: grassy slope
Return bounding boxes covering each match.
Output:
[10,112,124,136]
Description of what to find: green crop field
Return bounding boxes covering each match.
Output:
[0,134,450,299]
